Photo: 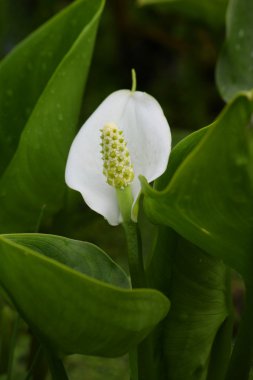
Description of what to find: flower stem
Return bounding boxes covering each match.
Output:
[122,221,146,288]
[116,187,155,380]
[122,221,156,380]
[116,186,146,287]
[116,186,133,223]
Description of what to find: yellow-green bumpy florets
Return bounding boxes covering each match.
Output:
[100,123,134,189]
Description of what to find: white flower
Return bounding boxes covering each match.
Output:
[65,89,171,226]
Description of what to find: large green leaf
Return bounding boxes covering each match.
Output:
[141,93,253,280]
[0,234,170,357]
[0,0,104,232]
[216,0,253,101]
[162,239,229,380]
[137,0,227,28]
[155,126,209,191]
[146,227,230,380]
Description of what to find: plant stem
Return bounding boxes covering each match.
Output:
[122,221,156,380]
[122,221,146,288]
[6,313,20,380]
[226,282,253,380]
[116,186,146,287]
[46,351,69,380]
[117,186,155,380]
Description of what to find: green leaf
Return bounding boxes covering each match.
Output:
[162,239,229,380]
[216,0,253,101]
[6,233,130,289]
[0,0,104,232]
[137,0,228,28]
[0,234,170,357]
[146,228,231,380]
[141,93,253,280]
[155,126,209,191]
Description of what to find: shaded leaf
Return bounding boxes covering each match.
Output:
[0,234,170,357]
[137,0,228,28]
[162,239,229,380]
[0,0,104,232]
[216,0,253,101]
[146,228,230,380]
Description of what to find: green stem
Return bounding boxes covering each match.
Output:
[117,187,155,380]
[123,220,156,380]
[116,186,146,288]
[122,221,146,288]
[226,282,253,380]
[131,69,137,92]
[116,186,133,223]
[116,183,158,380]
[7,313,20,380]
[46,351,69,380]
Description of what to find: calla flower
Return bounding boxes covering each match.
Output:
[65,89,171,226]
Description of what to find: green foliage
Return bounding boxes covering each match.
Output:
[1,0,253,378]
[147,228,231,380]
[216,0,253,101]
[0,234,170,357]
[141,93,253,281]
[0,0,104,233]
[162,241,229,380]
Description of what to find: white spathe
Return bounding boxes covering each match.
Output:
[65,90,171,225]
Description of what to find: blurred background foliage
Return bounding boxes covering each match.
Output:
[0,1,230,378]
[0,0,228,256]
[0,0,226,133]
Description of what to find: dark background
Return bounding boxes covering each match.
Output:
[0,0,226,136]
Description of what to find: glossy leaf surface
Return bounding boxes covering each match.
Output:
[0,234,170,357]
[142,93,253,280]
[155,126,208,191]
[0,0,104,232]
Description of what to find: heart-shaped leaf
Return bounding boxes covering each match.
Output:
[0,234,170,357]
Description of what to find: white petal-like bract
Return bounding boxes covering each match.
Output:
[65,90,171,225]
